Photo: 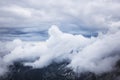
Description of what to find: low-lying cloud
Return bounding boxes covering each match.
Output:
[0,25,119,76]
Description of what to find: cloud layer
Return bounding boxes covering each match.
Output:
[0,0,120,77]
[0,25,119,76]
[0,0,120,31]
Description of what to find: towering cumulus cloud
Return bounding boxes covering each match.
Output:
[0,25,119,75]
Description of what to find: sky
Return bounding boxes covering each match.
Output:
[0,0,120,31]
[0,0,120,77]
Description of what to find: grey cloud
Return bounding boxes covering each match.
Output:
[0,0,120,32]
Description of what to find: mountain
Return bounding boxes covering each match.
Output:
[0,60,120,80]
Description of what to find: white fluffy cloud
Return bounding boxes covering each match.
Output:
[0,25,119,75]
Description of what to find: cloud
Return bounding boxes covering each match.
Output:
[0,0,120,31]
[1,25,120,75]
[69,29,120,74]
[0,58,8,76]
[0,0,120,76]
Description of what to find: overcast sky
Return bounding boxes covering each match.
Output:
[0,0,120,76]
[0,0,120,31]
